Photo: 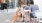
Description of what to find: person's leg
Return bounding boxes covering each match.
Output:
[21,15,24,22]
[30,13,35,23]
[30,18,36,23]
[21,11,25,22]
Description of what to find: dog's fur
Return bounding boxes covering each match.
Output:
[11,8,21,22]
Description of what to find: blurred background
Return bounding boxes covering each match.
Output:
[0,0,42,23]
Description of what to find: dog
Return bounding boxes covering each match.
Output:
[11,8,21,22]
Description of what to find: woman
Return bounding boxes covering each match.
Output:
[21,2,31,22]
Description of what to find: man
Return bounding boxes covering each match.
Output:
[30,0,39,18]
[30,1,39,23]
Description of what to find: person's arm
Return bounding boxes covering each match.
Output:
[28,10,31,14]
[27,6,31,14]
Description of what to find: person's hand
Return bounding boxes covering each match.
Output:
[28,10,31,14]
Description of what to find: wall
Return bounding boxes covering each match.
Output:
[33,0,42,11]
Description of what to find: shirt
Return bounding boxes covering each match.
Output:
[21,6,31,12]
[30,4,39,16]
